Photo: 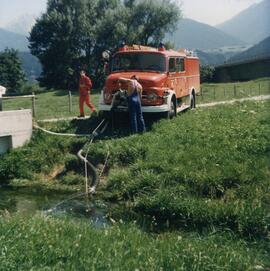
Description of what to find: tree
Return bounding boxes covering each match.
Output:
[0,48,26,93]
[29,0,181,89]
[200,65,215,83]
[124,0,180,45]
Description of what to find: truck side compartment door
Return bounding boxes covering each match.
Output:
[176,57,186,98]
[168,57,179,96]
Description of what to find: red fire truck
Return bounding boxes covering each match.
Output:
[99,44,200,118]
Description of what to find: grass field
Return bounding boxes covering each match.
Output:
[2,77,270,120]
[85,100,270,238]
[3,89,100,120]
[0,214,269,271]
[0,94,269,269]
[198,77,270,104]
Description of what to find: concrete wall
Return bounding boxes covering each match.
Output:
[0,110,32,154]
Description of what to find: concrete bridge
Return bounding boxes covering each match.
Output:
[0,110,32,154]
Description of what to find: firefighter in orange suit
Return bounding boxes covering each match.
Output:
[78,70,95,117]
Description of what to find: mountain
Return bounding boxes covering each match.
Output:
[195,50,226,66]
[228,36,270,63]
[0,28,29,52]
[198,45,252,65]
[166,18,244,50]
[18,52,42,81]
[0,28,41,80]
[4,14,37,36]
[216,0,270,44]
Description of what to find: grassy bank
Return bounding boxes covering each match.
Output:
[0,214,269,271]
[0,130,73,183]
[0,116,108,190]
[0,129,86,191]
[85,100,270,238]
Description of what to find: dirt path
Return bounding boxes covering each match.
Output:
[38,116,75,122]
[38,95,270,122]
[197,94,270,108]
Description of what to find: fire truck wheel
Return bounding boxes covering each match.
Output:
[190,92,196,109]
[167,98,176,119]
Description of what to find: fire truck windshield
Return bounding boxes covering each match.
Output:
[111,53,166,72]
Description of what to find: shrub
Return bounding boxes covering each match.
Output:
[60,171,84,185]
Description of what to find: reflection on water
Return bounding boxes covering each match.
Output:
[0,187,109,227]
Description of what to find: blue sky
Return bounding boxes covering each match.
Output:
[0,0,262,27]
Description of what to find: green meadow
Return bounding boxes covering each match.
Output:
[199,77,270,103]
[0,86,269,269]
[86,100,270,239]
[0,214,268,271]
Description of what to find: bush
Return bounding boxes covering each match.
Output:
[20,82,45,95]
[60,171,84,185]
[200,65,215,83]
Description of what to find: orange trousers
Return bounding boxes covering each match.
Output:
[79,94,95,116]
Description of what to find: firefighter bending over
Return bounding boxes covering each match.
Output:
[118,75,146,133]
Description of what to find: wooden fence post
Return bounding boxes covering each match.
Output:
[32,92,36,118]
[258,83,261,95]
[213,88,216,99]
[233,85,236,97]
[68,91,72,113]
[201,87,203,101]
[223,87,226,97]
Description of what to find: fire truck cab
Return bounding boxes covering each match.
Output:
[99,44,200,118]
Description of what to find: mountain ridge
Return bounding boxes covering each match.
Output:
[228,36,270,63]
[167,18,245,50]
[0,28,29,52]
[216,0,270,44]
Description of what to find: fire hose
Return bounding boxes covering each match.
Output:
[34,118,109,196]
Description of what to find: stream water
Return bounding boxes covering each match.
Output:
[0,186,109,227]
